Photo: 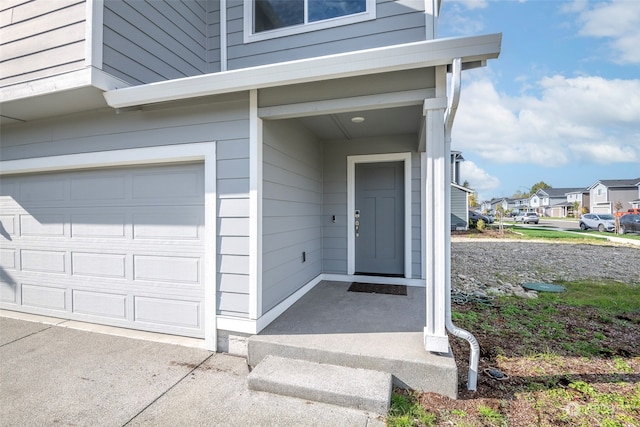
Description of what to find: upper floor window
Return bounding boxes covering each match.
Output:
[245,0,375,43]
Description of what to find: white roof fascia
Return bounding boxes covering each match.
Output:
[451,182,473,193]
[1,68,129,104]
[104,33,502,109]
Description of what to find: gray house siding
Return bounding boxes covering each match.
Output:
[0,93,252,319]
[451,186,468,230]
[102,0,209,85]
[322,135,420,278]
[226,0,428,70]
[262,119,323,313]
[0,0,86,88]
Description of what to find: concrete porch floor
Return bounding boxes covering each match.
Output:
[247,280,458,398]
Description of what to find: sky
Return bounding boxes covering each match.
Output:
[438,0,640,202]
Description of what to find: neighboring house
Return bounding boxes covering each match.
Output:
[0,0,501,390]
[451,151,464,185]
[451,183,473,230]
[482,198,508,215]
[566,188,590,217]
[535,187,586,217]
[632,181,640,209]
[450,151,471,230]
[529,193,541,212]
[587,178,640,214]
[511,197,530,212]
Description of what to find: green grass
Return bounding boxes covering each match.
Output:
[510,226,607,241]
[399,278,640,426]
[388,392,436,427]
[536,280,640,313]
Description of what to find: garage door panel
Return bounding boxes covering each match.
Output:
[72,290,127,319]
[70,175,127,202]
[0,215,16,235]
[134,255,200,285]
[20,214,66,237]
[19,179,66,204]
[71,213,127,238]
[132,169,203,201]
[0,248,16,269]
[134,296,201,329]
[133,210,202,240]
[71,252,127,279]
[22,284,66,310]
[0,281,17,303]
[21,250,66,274]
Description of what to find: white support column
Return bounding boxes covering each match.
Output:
[249,89,263,320]
[423,96,450,353]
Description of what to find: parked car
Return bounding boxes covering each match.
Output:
[515,212,539,224]
[579,213,616,232]
[468,210,491,225]
[619,214,640,234]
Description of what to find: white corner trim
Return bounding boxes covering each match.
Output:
[85,0,104,68]
[347,152,413,277]
[249,90,263,320]
[0,142,219,351]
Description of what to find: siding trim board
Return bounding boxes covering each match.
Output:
[0,141,218,351]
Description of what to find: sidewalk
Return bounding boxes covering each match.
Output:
[0,313,385,427]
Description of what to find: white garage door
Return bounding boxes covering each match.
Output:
[0,163,206,338]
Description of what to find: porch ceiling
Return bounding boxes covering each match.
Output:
[296,104,423,140]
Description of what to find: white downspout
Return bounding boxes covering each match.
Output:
[444,58,480,391]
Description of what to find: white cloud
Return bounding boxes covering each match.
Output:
[439,1,487,36]
[452,73,640,167]
[446,0,489,10]
[459,160,501,201]
[571,0,640,64]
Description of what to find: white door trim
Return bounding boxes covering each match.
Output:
[0,142,218,351]
[347,152,412,277]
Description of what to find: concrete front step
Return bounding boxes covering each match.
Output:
[247,332,458,398]
[247,355,392,414]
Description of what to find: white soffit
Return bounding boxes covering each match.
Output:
[104,33,502,109]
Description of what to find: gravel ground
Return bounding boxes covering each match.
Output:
[450,239,640,297]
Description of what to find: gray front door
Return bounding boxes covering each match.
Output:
[354,161,404,275]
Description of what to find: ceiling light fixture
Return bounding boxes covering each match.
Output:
[351,116,365,124]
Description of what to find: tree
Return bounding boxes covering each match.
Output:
[495,205,505,234]
[530,181,552,195]
[511,181,552,199]
[468,191,478,208]
[572,201,580,219]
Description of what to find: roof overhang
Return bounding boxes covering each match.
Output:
[451,182,474,193]
[104,33,502,109]
[0,68,129,124]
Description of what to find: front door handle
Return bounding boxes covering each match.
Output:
[355,220,360,237]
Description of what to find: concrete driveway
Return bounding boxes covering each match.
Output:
[0,314,385,427]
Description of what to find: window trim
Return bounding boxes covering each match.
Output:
[243,0,376,44]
